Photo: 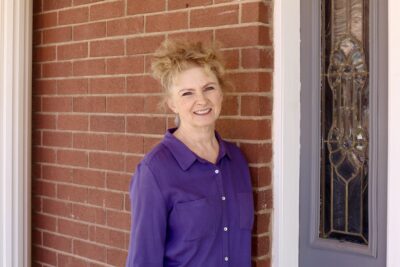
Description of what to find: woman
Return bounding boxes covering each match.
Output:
[126,40,254,267]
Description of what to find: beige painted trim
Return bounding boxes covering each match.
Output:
[0,0,32,266]
[272,0,301,266]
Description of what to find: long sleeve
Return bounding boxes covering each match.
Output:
[126,162,167,267]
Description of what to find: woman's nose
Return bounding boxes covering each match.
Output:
[195,91,207,103]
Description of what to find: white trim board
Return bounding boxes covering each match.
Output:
[273,1,399,267]
[0,0,32,266]
[272,0,301,266]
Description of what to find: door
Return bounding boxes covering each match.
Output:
[299,0,388,266]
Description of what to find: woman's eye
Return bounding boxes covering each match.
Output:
[182,92,192,96]
[205,86,215,91]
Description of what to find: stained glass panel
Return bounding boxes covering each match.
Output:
[320,0,369,245]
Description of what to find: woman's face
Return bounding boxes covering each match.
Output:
[167,66,223,131]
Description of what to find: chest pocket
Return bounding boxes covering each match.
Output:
[175,197,221,241]
[238,192,254,230]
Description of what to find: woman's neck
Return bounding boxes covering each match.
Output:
[173,125,219,163]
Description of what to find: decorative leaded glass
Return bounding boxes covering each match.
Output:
[320,0,369,245]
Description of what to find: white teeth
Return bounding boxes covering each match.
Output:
[194,108,211,115]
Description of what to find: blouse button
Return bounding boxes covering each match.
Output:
[223,227,228,232]
[214,169,220,174]
[224,256,229,262]
[221,196,226,201]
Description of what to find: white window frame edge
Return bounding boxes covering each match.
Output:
[272,0,301,266]
[0,0,32,266]
[273,0,400,266]
[387,0,400,266]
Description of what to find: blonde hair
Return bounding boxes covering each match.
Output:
[151,39,227,93]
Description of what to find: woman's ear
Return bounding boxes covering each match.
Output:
[167,98,178,114]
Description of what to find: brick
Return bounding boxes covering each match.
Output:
[87,188,124,209]
[32,63,42,79]
[32,97,41,113]
[220,95,238,116]
[125,155,142,173]
[43,232,72,252]
[58,219,89,239]
[216,26,272,48]
[33,30,42,46]
[73,0,104,6]
[43,131,72,147]
[42,165,73,182]
[43,0,72,11]
[168,0,212,10]
[254,188,272,211]
[43,198,72,217]
[107,17,144,36]
[32,129,42,145]
[73,22,106,41]
[33,80,57,95]
[90,115,125,133]
[32,180,56,197]
[57,184,88,202]
[57,149,88,167]
[57,78,88,95]
[241,95,272,116]
[190,5,238,28]
[253,212,271,235]
[59,6,89,25]
[250,166,272,188]
[227,72,272,92]
[106,210,130,230]
[42,62,73,78]
[126,75,162,93]
[127,0,165,15]
[106,56,144,74]
[33,12,57,29]
[43,27,72,44]
[73,132,107,150]
[32,246,57,266]
[32,229,42,245]
[73,59,106,76]
[126,116,166,134]
[252,235,270,257]
[33,0,43,14]
[242,1,272,24]
[126,35,165,55]
[91,226,125,249]
[240,142,272,164]
[33,114,56,129]
[168,30,213,44]
[58,42,88,60]
[90,1,124,21]
[33,46,56,62]
[106,172,131,191]
[90,39,124,57]
[106,134,143,153]
[32,164,42,179]
[221,49,239,70]
[73,96,106,112]
[71,204,101,223]
[146,11,188,33]
[58,254,87,267]
[107,248,127,266]
[58,114,89,131]
[90,77,125,94]
[144,95,165,113]
[106,96,144,114]
[73,239,106,262]
[216,118,271,140]
[144,137,162,153]
[42,96,72,112]
[32,213,57,231]
[242,48,273,69]
[72,168,106,188]
[32,147,56,163]
[88,152,125,171]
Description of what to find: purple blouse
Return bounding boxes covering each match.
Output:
[126,128,254,267]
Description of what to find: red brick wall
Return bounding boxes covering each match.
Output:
[32,0,273,266]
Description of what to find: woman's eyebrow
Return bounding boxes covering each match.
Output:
[178,88,195,93]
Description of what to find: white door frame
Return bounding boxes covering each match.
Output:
[0,0,32,266]
[273,0,400,266]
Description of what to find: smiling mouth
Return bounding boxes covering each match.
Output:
[193,108,212,115]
